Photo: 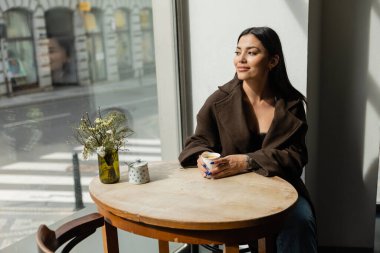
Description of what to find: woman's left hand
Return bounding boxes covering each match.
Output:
[210,154,249,179]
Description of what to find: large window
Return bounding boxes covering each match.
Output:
[84,9,107,82]
[4,9,37,90]
[115,8,133,79]
[0,1,177,250]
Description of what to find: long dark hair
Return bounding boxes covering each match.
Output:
[238,27,306,103]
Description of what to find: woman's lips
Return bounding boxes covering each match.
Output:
[237,67,250,72]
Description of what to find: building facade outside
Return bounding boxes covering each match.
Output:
[0,0,155,96]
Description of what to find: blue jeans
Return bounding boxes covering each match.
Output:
[276,196,317,253]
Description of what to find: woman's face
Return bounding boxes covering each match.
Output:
[48,38,68,71]
[233,34,272,83]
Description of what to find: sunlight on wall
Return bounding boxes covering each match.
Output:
[363,2,380,201]
[362,100,379,188]
[284,0,308,35]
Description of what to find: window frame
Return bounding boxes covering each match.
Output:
[151,0,182,160]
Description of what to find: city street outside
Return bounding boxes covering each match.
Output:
[0,74,162,249]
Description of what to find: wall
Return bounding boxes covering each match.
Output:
[307,0,379,248]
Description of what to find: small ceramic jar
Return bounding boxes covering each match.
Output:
[128,160,150,184]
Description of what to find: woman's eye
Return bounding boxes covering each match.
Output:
[234,51,241,56]
[248,51,256,55]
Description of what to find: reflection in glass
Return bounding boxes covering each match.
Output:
[4,9,37,89]
[4,10,32,37]
[140,8,155,74]
[115,9,133,79]
[48,37,78,85]
[45,8,78,86]
[86,35,106,82]
[7,40,37,86]
[84,9,106,82]
[84,12,100,33]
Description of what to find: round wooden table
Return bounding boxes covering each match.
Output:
[89,161,298,253]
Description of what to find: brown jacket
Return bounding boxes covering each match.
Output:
[179,77,311,204]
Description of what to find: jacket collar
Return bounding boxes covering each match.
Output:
[218,76,241,94]
[214,80,304,151]
[214,80,251,153]
[263,99,303,148]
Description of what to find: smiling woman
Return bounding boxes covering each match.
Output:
[179,26,316,253]
[234,34,278,89]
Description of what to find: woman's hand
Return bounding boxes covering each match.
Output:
[210,154,249,179]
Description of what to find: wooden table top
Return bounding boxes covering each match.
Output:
[89,161,298,231]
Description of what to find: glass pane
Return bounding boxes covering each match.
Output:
[140,9,152,30]
[142,31,155,65]
[115,9,129,30]
[115,9,132,79]
[0,0,160,249]
[116,32,133,79]
[86,35,106,82]
[84,11,102,33]
[7,40,37,86]
[140,9,155,73]
[45,9,74,37]
[4,10,32,38]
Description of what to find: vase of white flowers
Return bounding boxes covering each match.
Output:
[74,109,133,184]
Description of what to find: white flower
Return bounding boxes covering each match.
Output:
[85,136,94,144]
[106,129,113,135]
[94,118,101,124]
[97,146,106,157]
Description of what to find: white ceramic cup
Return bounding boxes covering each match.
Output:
[128,161,150,184]
[201,152,221,171]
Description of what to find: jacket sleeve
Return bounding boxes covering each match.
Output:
[248,102,308,180]
[178,100,222,167]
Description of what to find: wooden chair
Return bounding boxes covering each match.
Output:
[36,213,104,253]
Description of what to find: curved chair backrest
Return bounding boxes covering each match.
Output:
[36,213,104,253]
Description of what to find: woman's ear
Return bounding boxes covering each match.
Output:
[269,54,280,70]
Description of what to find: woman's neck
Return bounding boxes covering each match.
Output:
[242,79,274,105]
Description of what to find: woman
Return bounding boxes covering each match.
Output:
[178,27,317,252]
